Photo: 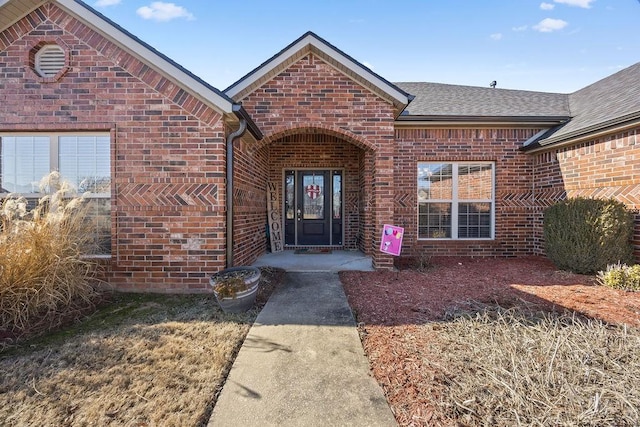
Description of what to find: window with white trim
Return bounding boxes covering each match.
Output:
[0,133,111,254]
[418,162,494,239]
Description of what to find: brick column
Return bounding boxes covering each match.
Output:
[371,141,395,270]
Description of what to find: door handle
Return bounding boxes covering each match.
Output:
[297,208,301,221]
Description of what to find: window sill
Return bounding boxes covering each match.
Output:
[80,254,112,260]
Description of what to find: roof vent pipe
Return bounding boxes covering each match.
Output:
[226,118,247,268]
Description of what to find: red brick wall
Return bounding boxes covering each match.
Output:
[394,127,542,258]
[532,127,640,260]
[0,5,228,292]
[238,53,396,266]
[232,135,269,267]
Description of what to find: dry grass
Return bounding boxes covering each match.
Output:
[0,267,285,426]
[0,173,101,333]
[428,306,640,426]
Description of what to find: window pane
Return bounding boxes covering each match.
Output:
[303,173,324,220]
[458,202,491,238]
[332,172,341,219]
[418,202,451,238]
[418,163,452,201]
[59,136,110,193]
[458,164,492,200]
[285,171,295,220]
[85,197,111,255]
[0,136,50,193]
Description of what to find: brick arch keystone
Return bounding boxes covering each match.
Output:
[258,123,377,152]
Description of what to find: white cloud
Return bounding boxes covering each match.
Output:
[94,0,121,6]
[136,2,195,22]
[540,2,555,10]
[490,33,503,41]
[553,0,595,8]
[533,18,568,32]
[362,61,374,70]
[512,25,528,32]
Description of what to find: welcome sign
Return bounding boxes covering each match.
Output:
[267,181,283,252]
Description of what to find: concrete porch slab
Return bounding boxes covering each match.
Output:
[251,250,374,272]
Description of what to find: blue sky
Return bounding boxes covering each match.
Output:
[91,0,639,93]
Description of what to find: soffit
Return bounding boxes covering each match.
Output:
[0,0,47,32]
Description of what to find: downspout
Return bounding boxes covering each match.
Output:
[226,118,247,268]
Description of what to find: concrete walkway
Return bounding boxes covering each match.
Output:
[208,272,396,426]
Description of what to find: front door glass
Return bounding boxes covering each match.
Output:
[302,173,324,219]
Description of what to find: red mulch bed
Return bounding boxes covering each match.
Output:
[340,256,640,426]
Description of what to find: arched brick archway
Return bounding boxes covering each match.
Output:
[258,122,377,153]
[255,126,374,255]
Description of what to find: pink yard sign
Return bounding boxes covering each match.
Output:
[380,224,404,256]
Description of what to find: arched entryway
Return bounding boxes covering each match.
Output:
[262,125,376,254]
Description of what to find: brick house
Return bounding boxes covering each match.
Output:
[1,1,638,292]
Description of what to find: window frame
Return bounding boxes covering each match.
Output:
[0,132,110,197]
[417,161,495,240]
[0,132,112,256]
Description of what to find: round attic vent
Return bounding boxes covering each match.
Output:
[34,44,66,78]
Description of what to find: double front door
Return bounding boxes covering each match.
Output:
[284,170,343,246]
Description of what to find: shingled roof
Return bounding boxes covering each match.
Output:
[395,62,640,151]
[395,82,570,121]
[535,62,640,147]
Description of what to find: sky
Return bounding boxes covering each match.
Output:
[90,0,640,94]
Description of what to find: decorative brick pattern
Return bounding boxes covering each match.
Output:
[4,4,637,289]
[119,183,219,207]
[394,127,543,258]
[231,137,269,267]
[533,127,640,260]
[0,5,228,292]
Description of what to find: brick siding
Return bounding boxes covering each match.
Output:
[3,4,637,293]
[532,127,640,260]
[231,135,269,267]
[237,53,397,267]
[395,127,542,258]
[0,4,228,292]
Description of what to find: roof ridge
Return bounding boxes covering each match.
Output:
[395,81,567,95]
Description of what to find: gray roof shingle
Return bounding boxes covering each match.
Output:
[395,62,640,149]
[547,62,640,142]
[395,82,570,118]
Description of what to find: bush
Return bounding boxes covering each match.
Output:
[597,263,640,291]
[543,197,633,274]
[0,173,101,332]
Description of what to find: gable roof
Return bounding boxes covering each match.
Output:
[224,31,413,117]
[0,0,261,137]
[395,82,571,123]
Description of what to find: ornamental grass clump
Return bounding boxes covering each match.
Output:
[433,307,640,426]
[543,197,633,274]
[0,173,101,333]
[597,263,640,292]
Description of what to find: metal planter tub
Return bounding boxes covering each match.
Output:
[209,266,261,313]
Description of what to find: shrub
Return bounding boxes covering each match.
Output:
[597,263,640,291]
[0,173,101,332]
[543,197,633,274]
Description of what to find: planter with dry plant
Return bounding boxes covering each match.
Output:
[209,266,261,313]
